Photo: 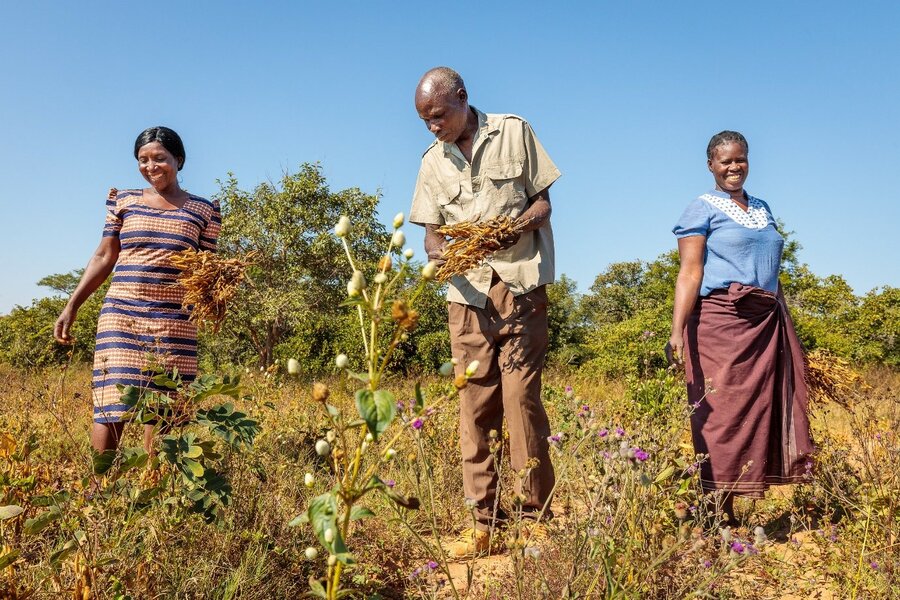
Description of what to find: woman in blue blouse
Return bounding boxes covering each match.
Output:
[666,131,814,523]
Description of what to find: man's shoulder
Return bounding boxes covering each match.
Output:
[421,139,440,159]
[486,112,528,128]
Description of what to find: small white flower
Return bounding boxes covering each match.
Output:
[465,360,480,377]
[327,554,337,566]
[304,473,315,488]
[403,248,414,259]
[315,440,331,456]
[347,270,366,297]
[451,357,459,365]
[324,528,334,543]
[334,216,351,238]
[422,261,437,281]
[287,358,300,375]
[439,362,454,377]
[326,430,336,443]
[385,448,397,459]
[374,273,388,284]
[393,212,405,229]
[304,547,319,560]
[524,547,541,560]
[335,354,349,369]
[391,230,406,248]
[365,432,374,443]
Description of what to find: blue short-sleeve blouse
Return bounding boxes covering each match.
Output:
[673,190,784,297]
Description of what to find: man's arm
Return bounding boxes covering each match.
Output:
[517,187,551,232]
[424,223,448,266]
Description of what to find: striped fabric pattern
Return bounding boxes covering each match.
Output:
[92,189,221,423]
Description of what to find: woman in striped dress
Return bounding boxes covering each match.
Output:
[54,126,221,453]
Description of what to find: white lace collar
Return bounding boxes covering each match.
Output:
[699,192,769,229]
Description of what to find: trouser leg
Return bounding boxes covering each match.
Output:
[494,283,555,517]
[449,299,504,531]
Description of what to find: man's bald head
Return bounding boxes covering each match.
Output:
[416,67,466,101]
[414,67,475,145]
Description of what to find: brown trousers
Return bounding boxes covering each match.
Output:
[448,274,556,530]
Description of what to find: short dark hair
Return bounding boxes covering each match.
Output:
[707,130,748,159]
[134,126,186,171]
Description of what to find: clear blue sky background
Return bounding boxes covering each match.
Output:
[1,1,898,314]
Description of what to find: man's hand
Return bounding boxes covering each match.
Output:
[496,229,521,250]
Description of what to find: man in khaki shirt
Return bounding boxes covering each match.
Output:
[410,66,560,557]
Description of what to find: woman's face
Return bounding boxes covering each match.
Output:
[137,141,182,191]
[708,141,749,194]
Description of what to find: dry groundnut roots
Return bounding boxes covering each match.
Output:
[805,349,867,409]
[169,249,254,332]
[436,216,526,282]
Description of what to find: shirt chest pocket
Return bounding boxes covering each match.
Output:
[481,158,528,216]
[434,178,467,223]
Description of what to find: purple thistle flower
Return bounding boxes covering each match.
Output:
[871,561,879,570]
[615,427,625,437]
[397,401,405,411]
[703,559,712,568]
[730,541,745,554]
[633,448,649,462]
[411,418,424,430]
[385,479,396,488]
[564,385,574,398]
[410,567,422,580]
[427,560,439,570]
[598,428,609,438]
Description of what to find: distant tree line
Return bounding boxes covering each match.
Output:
[1,164,897,374]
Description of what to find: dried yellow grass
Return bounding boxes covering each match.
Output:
[170,249,254,332]
[436,216,526,282]
[805,349,867,408]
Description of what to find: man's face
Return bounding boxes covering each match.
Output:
[415,86,469,144]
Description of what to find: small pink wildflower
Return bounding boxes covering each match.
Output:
[411,418,424,430]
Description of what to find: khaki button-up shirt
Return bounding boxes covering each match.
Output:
[409,108,561,308]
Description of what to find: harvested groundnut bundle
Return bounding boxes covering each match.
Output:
[436,216,527,282]
[805,349,867,409]
[170,249,255,332]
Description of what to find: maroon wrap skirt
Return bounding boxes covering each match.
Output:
[684,283,815,497]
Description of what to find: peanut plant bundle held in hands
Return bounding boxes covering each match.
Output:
[170,249,255,332]
[436,215,526,281]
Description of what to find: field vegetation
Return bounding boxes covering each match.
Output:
[1,164,898,598]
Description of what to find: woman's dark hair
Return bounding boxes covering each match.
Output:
[134,126,186,171]
[706,130,748,159]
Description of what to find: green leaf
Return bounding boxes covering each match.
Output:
[382,487,420,510]
[288,513,309,527]
[307,493,348,555]
[349,506,375,521]
[307,576,327,599]
[0,505,24,520]
[347,371,370,384]
[355,389,396,440]
[24,506,61,535]
[92,449,116,475]
[184,445,203,459]
[121,448,149,472]
[333,552,356,565]
[654,465,675,484]
[182,459,205,477]
[50,539,79,567]
[0,549,19,570]
[414,382,424,413]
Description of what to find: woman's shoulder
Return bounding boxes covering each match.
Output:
[106,188,142,210]
[186,193,218,210]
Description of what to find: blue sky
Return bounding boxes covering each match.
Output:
[1,1,898,313]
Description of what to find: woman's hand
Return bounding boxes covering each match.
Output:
[665,333,684,366]
[54,306,77,344]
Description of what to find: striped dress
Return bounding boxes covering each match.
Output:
[92,189,221,423]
